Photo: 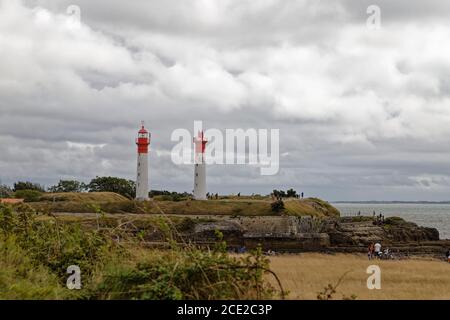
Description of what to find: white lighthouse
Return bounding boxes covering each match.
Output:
[193,131,207,200]
[135,123,150,201]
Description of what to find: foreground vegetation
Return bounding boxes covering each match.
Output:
[2,203,448,300]
[0,204,281,300]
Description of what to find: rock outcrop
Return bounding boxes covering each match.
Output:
[324,216,440,247]
[178,215,443,255]
[183,216,330,251]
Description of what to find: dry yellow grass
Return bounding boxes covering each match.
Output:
[268,253,450,300]
[39,192,129,202]
[28,194,339,217]
[284,198,340,217]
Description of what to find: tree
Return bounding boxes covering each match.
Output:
[87,176,136,199]
[0,185,13,198]
[13,181,45,192]
[49,180,86,193]
[272,189,286,198]
[286,188,298,198]
[273,189,297,198]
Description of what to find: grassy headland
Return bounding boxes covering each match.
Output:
[26,192,340,218]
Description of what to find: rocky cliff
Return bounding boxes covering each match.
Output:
[324,216,440,246]
[178,215,444,256]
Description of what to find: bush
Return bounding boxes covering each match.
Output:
[89,244,277,300]
[0,204,117,280]
[271,200,285,213]
[14,189,43,202]
[0,236,66,299]
[384,217,406,225]
[150,190,191,197]
[152,190,191,202]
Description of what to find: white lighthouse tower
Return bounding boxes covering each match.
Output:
[135,123,150,201]
[193,131,207,200]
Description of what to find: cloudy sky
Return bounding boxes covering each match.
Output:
[1,0,450,201]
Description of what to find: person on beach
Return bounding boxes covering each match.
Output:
[368,243,375,260]
[383,247,391,260]
[446,249,450,263]
[374,242,382,259]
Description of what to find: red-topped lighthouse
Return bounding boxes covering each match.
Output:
[193,130,207,200]
[136,123,150,201]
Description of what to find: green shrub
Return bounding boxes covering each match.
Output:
[0,236,66,299]
[384,217,406,225]
[14,189,42,202]
[0,204,117,280]
[271,200,285,213]
[89,245,277,300]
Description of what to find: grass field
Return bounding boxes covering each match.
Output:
[268,253,450,300]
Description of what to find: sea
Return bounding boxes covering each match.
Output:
[332,202,450,240]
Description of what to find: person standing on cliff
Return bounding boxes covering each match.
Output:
[368,243,375,260]
[374,242,382,259]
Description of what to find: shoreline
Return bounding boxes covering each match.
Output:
[334,202,450,239]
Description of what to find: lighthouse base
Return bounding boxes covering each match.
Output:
[193,162,207,200]
[136,197,153,202]
[136,152,149,201]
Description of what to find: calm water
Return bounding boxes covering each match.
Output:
[332,203,450,240]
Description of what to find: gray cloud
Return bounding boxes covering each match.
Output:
[1,0,450,201]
